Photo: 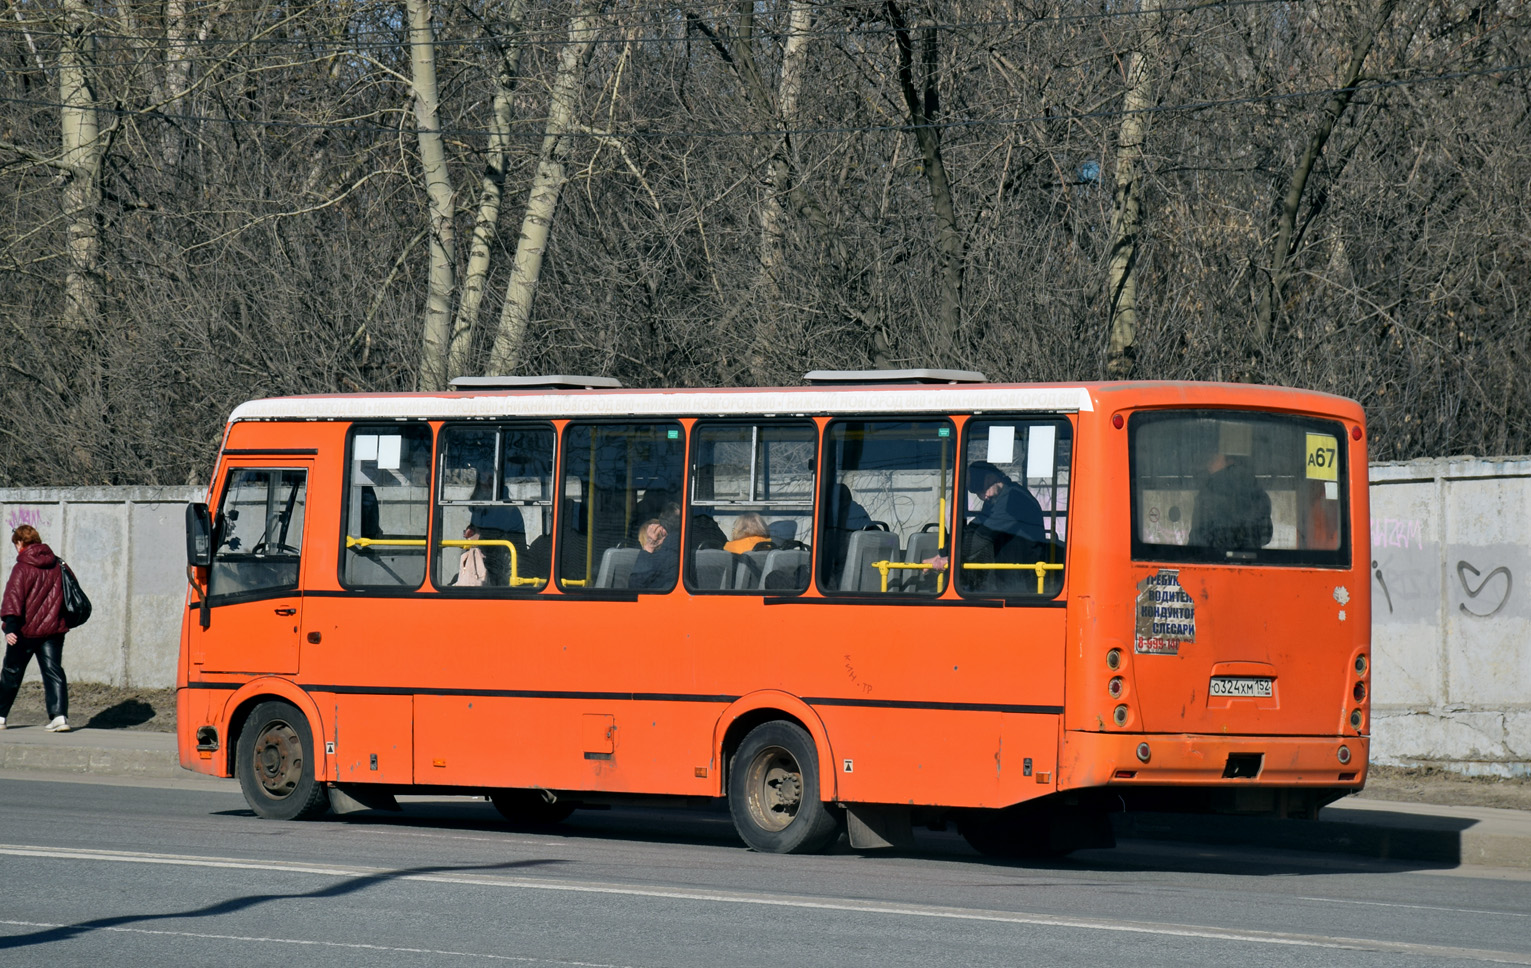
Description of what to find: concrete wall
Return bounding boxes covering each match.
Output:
[1369,458,1531,777]
[6,463,1529,776]
[1,488,203,690]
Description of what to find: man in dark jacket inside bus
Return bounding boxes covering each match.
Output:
[927,462,1047,592]
[0,525,72,732]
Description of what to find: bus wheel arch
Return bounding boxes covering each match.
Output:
[222,679,328,782]
[714,692,838,803]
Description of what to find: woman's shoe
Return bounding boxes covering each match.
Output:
[44,716,71,732]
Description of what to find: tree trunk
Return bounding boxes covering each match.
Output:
[407,0,458,391]
[1105,0,1162,380]
[488,0,601,375]
[1255,0,1400,344]
[447,0,531,381]
[59,0,102,333]
[887,1,963,355]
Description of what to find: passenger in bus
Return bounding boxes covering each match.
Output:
[630,505,682,590]
[469,501,524,586]
[456,525,488,587]
[724,513,773,554]
[824,483,873,582]
[1190,453,1273,551]
[927,461,1046,590]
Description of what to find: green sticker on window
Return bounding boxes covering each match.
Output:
[667,429,679,439]
[938,427,950,437]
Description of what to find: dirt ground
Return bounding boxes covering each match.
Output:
[5,682,176,733]
[7,683,1529,812]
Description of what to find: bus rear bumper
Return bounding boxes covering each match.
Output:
[1061,730,1368,790]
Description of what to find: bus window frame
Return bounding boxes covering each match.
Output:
[430,420,558,596]
[684,416,818,597]
[553,417,688,597]
[1127,408,1353,568]
[337,419,436,593]
[814,414,958,600]
[954,413,1074,606]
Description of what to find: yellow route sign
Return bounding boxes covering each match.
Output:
[1306,433,1339,481]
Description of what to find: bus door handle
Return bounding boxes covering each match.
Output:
[274,607,297,616]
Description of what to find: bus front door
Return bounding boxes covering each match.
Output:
[192,464,311,675]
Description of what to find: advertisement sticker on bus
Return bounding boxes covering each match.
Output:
[1134,568,1197,655]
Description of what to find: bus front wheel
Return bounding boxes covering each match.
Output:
[236,701,330,821]
[728,721,842,854]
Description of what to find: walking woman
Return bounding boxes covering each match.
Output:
[0,525,71,732]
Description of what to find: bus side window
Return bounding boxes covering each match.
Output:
[957,418,1071,598]
[559,422,685,593]
[342,424,432,588]
[818,419,955,595]
[435,424,553,591]
[686,421,815,594]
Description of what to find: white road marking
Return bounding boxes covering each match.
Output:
[1298,896,1531,918]
[0,919,633,967]
[3,844,1529,964]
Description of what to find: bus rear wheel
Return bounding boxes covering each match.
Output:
[728,721,842,854]
[489,790,575,827]
[236,701,330,821]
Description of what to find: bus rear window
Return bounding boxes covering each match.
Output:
[1129,410,1348,566]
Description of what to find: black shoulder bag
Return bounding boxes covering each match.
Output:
[60,561,92,629]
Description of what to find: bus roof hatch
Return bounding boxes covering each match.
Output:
[803,368,988,385]
[450,375,625,391]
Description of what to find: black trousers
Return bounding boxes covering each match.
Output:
[0,634,68,721]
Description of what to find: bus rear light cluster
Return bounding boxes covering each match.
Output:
[1337,745,1352,765]
[1113,704,1130,727]
[1108,677,1125,698]
[1353,681,1367,702]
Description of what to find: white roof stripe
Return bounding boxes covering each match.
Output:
[227,386,1096,422]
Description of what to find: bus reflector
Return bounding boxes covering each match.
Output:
[1136,742,1151,763]
[1337,745,1352,764]
[1114,770,1136,779]
[694,767,708,778]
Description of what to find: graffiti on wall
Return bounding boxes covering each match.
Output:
[1457,561,1513,618]
[4,506,51,534]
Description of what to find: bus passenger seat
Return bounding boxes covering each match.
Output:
[760,549,809,591]
[902,531,940,591]
[594,547,640,589]
[839,530,899,592]
[733,549,772,589]
[692,549,735,590]
[767,521,798,546]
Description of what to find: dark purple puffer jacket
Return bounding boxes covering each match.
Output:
[2,543,68,639]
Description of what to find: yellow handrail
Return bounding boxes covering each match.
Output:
[870,558,1065,595]
[961,561,1065,595]
[346,535,545,588]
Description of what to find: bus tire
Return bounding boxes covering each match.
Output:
[236,700,330,821]
[489,790,575,827]
[728,721,842,854]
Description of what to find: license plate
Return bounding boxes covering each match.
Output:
[1209,676,1273,698]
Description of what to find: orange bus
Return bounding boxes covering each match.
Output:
[178,371,1370,855]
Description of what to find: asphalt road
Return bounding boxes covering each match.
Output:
[2,774,1529,968]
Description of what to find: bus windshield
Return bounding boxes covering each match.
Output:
[1129,410,1349,566]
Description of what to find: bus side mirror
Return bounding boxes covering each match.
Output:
[186,503,213,567]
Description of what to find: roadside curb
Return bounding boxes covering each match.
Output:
[1115,803,1531,870]
[1,730,183,780]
